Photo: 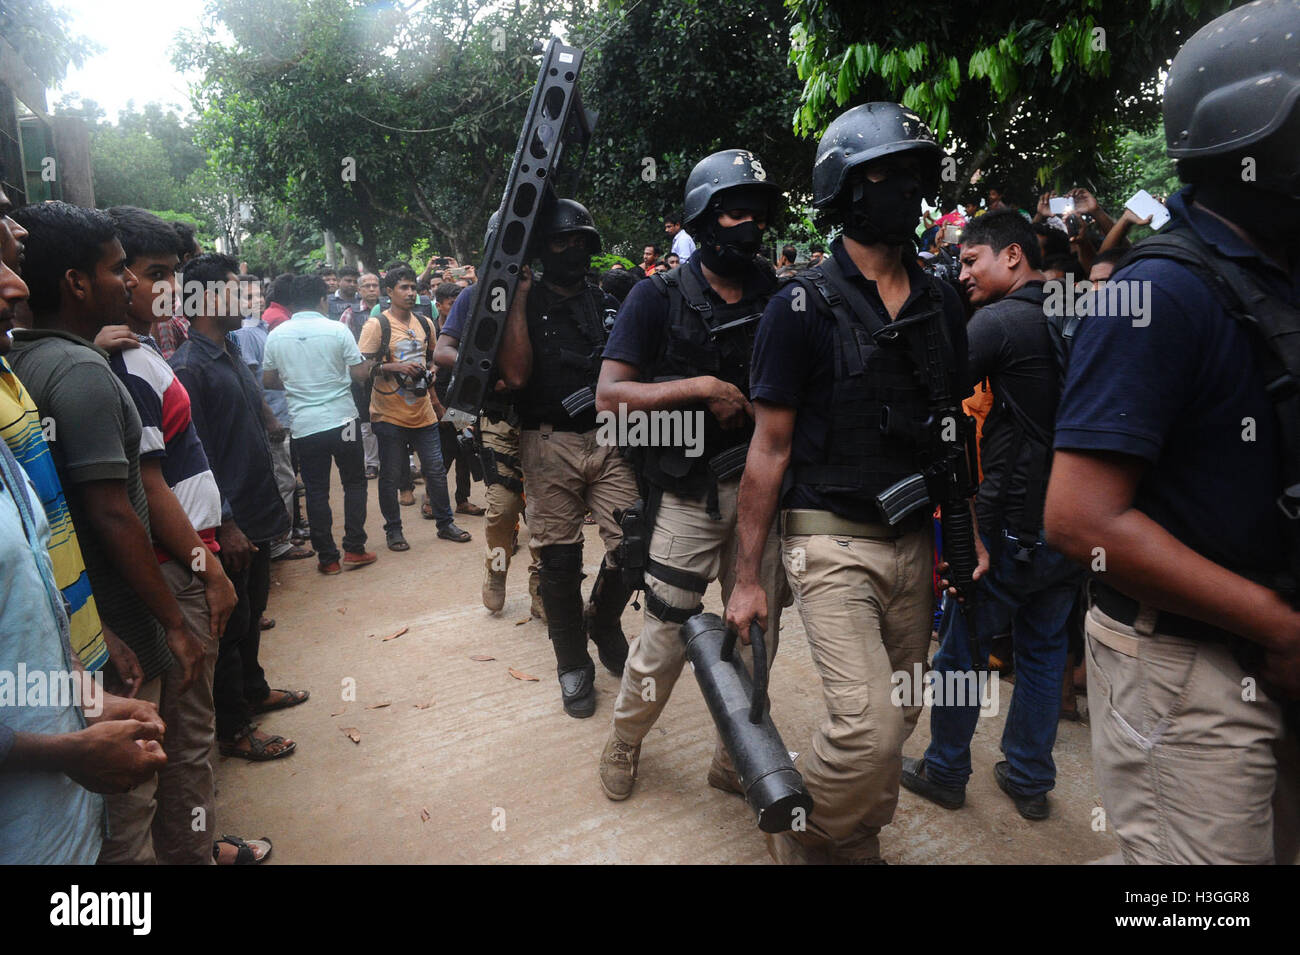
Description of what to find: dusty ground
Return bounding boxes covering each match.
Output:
[214,477,1118,864]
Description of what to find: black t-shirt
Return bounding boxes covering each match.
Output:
[1055,187,1297,579]
[967,281,1060,532]
[750,238,970,522]
[603,255,774,371]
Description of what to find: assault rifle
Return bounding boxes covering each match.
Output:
[875,306,983,669]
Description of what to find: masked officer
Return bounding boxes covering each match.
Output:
[727,104,970,863]
[1046,0,1300,864]
[496,198,637,718]
[595,149,789,801]
[433,214,542,619]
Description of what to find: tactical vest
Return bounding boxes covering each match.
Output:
[788,256,947,504]
[519,282,608,430]
[638,263,774,504]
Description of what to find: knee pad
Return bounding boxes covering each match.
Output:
[539,542,583,576]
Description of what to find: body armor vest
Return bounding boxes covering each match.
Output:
[519,282,608,430]
[790,256,946,503]
[640,263,774,500]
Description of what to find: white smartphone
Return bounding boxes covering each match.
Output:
[1125,189,1170,230]
[1049,196,1073,215]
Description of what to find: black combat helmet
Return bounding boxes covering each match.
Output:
[812,102,943,209]
[1163,0,1300,197]
[682,149,783,230]
[533,197,601,255]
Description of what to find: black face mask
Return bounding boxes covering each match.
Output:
[699,219,763,277]
[541,246,591,286]
[843,174,924,246]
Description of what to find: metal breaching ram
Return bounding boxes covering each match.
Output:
[443,38,597,428]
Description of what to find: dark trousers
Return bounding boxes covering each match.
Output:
[214,543,272,741]
[373,420,454,531]
[440,422,472,503]
[297,421,368,563]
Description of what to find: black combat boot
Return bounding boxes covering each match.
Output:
[538,544,595,718]
[584,558,632,677]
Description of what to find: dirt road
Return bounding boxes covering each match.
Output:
[214,479,1116,864]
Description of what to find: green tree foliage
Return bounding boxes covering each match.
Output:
[0,0,96,88]
[180,0,565,265]
[785,0,1233,207]
[575,0,815,254]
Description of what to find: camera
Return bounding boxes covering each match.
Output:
[396,367,435,397]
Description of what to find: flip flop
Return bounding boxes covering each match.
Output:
[252,688,310,714]
[213,834,272,865]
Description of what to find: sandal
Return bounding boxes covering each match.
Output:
[219,726,297,761]
[259,616,276,631]
[214,834,272,865]
[421,498,435,520]
[437,523,472,542]
[252,688,310,714]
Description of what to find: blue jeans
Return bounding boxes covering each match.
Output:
[373,420,454,532]
[923,530,1082,796]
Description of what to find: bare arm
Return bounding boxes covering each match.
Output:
[433,333,459,369]
[70,480,197,688]
[596,358,751,428]
[140,459,236,642]
[1045,449,1300,676]
[495,270,534,390]
[723,401,795,640]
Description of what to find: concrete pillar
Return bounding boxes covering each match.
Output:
[50,116,94,207]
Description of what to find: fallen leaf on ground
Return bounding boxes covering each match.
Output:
[340,727,361,744]
[470,654,495,662]
[413,700,434,710]
[514,618,530,626]
[420,808,430,823]
[382,626,409,642]
[330,706,347,717]
[508,667,539,682]
[365,701,391,710]
[337,607,347,614]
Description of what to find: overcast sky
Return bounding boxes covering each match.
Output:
[52,0,211,120]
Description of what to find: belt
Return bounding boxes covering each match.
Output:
[1090,581,1241,646]
[780,508,924,539]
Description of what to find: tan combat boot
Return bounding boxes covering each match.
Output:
[482,564,506,613]
[599,734,640,801]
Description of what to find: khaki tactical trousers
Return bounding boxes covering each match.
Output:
[782,521,934,860]
[479,414,539,584]
[1085,603,1300,864]
[612,479,788,773]
[519,426,637,558]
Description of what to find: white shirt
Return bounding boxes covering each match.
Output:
[671,229,696,260]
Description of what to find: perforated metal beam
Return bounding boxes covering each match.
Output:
[443,38,595,428]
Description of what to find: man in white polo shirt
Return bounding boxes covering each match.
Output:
[263,274,376,575]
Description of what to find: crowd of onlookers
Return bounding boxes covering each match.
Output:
[0,168,1162,864]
